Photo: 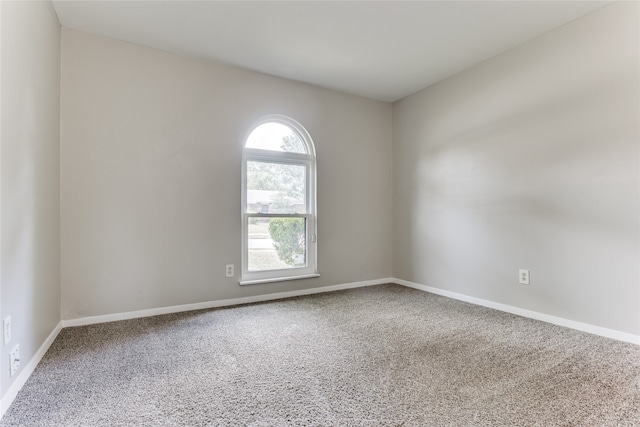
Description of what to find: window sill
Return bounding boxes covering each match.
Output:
[239,273,320,286]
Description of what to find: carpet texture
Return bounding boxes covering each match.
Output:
[2,284,639,426]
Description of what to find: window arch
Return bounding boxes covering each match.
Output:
[240,115,318,284]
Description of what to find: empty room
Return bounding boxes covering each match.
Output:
[1,0,639,425]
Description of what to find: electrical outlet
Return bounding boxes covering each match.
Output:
[3,316,11,345]
[225,264,234,277]
[10,345,20,377]
[519,269,530,285]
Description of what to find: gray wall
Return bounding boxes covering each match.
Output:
[0,1,61,397]
[393,1,639,335]
[60,29,393,319]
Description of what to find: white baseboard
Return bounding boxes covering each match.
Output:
[62,278,394,328]
[394,278,640,346]
[59,277,640,345]
[0,321,63,419]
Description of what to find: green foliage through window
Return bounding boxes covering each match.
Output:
[268,218,306,266]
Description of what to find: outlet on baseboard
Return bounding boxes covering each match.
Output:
[519,269,530,285]
[10,344,20,377]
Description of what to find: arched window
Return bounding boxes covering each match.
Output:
[240,115,318,284]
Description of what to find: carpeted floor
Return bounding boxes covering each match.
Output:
[2,284,639,426]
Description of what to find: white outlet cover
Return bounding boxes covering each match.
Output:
[519,269,530,285]
[10,344,20,377]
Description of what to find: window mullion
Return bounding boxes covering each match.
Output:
[244,149,311,163]
[246,213,307,218]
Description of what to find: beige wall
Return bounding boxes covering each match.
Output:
[0,0,61,397]
[60,29,393,319]
[393,1,639,335]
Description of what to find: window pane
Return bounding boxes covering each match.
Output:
[245,123,307,153]
[248,217,307,271]
[246,161,306,214]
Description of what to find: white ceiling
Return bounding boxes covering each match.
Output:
[52,1,612,102]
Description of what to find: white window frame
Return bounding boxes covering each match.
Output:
[240,115,318,285]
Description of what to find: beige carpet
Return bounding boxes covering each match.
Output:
[2,284,639,426]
